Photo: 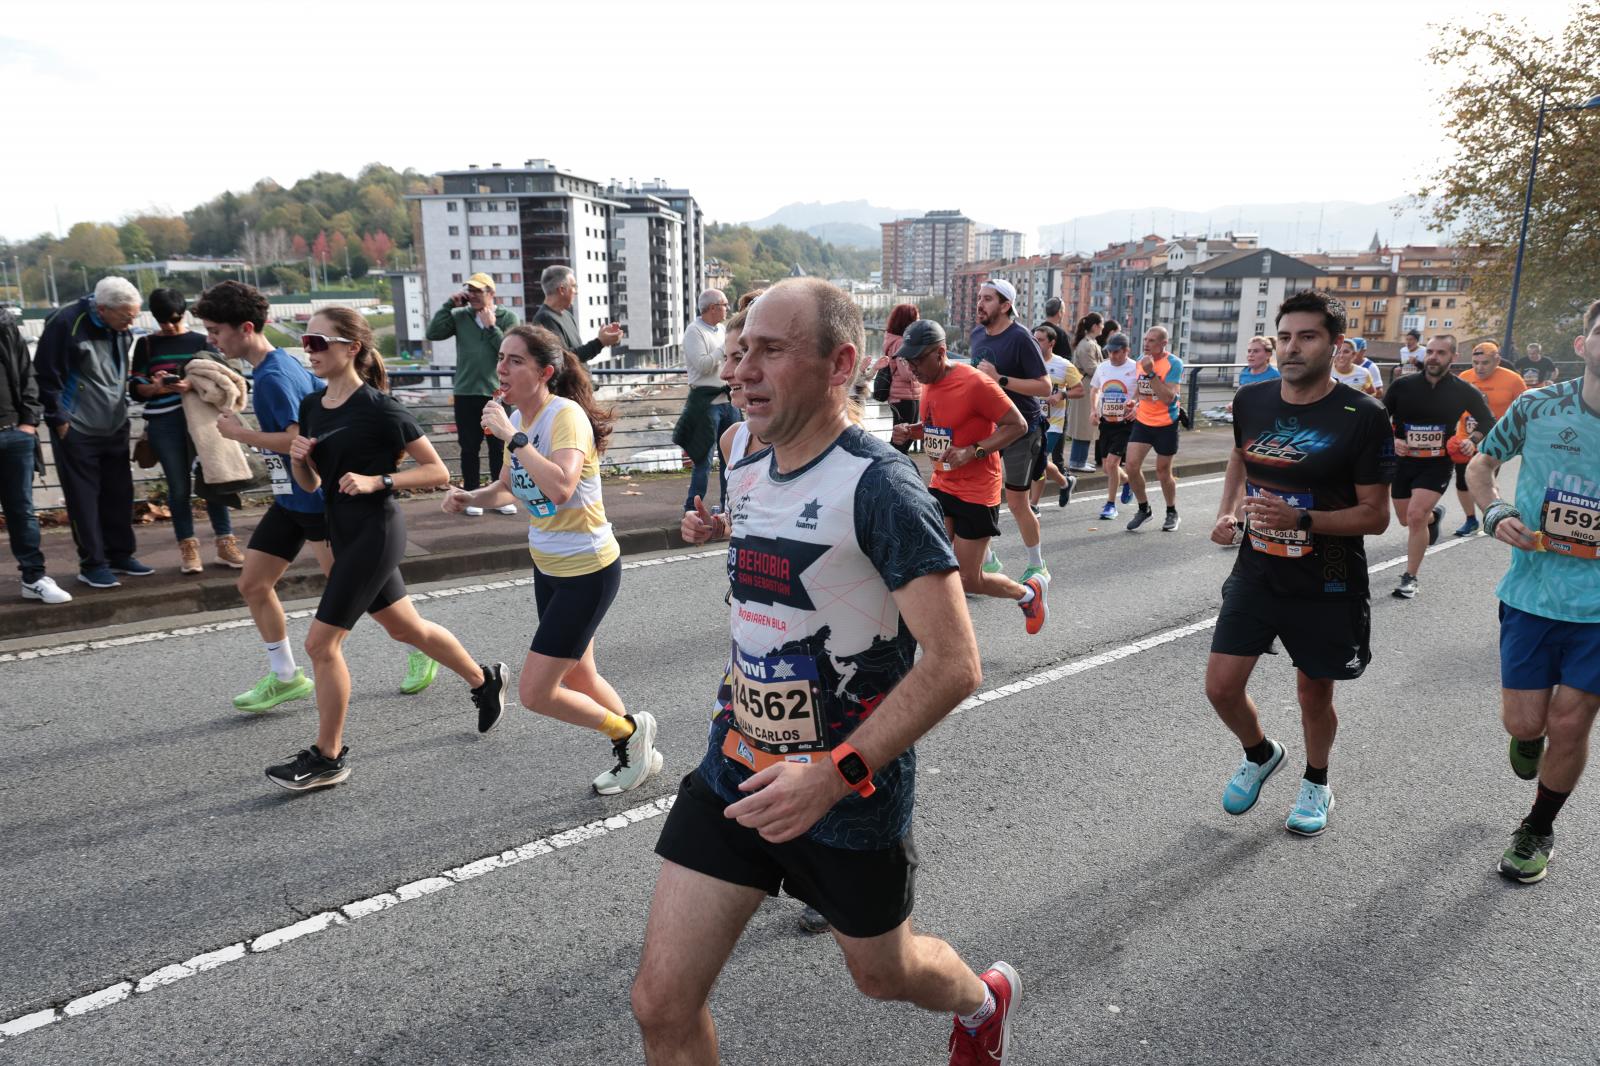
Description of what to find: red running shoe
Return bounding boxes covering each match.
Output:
[948,961,1020,1065]
[1018,577,1047,635]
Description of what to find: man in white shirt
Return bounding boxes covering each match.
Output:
[676,289,736,511]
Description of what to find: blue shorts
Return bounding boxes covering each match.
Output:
[1499,603,1600,695]
[1045,429,1063,454]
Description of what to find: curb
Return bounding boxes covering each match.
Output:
[0,456,1230,642]
[0,523,691,642]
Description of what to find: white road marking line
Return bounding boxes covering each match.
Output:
[0,534,1489,1043]
[0,550,726,664]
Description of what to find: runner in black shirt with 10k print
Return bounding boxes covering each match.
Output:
[1205,289,1393,840]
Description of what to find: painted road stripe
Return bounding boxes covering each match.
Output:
[0,535,1485,1042]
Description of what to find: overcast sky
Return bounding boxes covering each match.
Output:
[1,0,1580,243]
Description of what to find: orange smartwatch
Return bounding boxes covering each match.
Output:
[831,743,875,798]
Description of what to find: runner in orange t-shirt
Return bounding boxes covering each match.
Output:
[1452,341,1526,535]
[889,320,1045,633]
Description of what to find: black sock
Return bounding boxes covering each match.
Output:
[1166,506,1178,515]
[1244,738,1275,765]
[1303,763,1328,786]
[1524,783,1570,835]
[1138,501,1152,513]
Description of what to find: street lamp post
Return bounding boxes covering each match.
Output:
[1503,90,1600,355]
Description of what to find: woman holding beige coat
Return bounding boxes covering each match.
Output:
[1065,312,1104,471]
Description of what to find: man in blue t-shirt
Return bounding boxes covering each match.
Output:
[1466,296,1600,886]
[199,282,436,712]
[969,278,1054,594]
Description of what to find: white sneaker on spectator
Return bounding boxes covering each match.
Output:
[21,576,73,604]
[495,503,519,515]
[464,505,485,517]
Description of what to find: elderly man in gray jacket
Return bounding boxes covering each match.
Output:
[35,276,152,588]
[672,289,735,512]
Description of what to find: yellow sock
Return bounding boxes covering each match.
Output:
[599,713,634,741]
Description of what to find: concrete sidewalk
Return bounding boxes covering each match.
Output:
[0,426,1236,639]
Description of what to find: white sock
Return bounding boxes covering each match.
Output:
[986,548,999,565]
[265,640,297,682]
[957,986,997,1030]
[1016,585,1035,605]
[1026,543,1044,568]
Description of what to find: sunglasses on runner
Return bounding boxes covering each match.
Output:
[300,333,353,353]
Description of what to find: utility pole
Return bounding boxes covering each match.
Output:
[12,257,22,307]
[46,254,59,306]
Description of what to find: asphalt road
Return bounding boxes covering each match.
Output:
[3,464,1596,1065]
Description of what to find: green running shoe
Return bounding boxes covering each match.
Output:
[1498,822,1554,884]
[982,550,1003,575]
[1020,564,1050,586]
[1508,736,1545,781]
[401,651,439,695]
[233,669,314,713]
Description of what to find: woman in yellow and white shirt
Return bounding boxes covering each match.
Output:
[444,323,661,796]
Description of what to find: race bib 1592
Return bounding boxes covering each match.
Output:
[1539,487,1600,558]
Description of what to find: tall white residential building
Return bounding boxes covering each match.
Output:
[407,160,619,368]
[977,229,1027,261]
[385,270,426,358]
[614,180,704,334]
[1138,247,1325,364]
[607,189,685,366]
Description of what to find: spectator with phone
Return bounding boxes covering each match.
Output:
[130,287,243,573]
[426,272,519,516]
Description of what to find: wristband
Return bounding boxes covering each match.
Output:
[1483,501,1520,538]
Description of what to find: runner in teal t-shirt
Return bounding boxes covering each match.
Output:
[1467,299,1600,886]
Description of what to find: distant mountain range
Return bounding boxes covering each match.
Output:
[1040,199,1447,255]
[741,198,1449,256]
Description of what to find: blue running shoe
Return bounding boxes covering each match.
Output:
[1454,516,1480,537]
[1120,483,1133,504]
[1099,502,1118,521]
[1222,740,1284,815]
[109,557,155,576]
[1285,779,1335,836]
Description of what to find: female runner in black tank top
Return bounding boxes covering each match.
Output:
[268,308,507,791]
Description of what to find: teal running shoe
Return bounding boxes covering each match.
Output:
[1508,736,1545,781]
[1221,740,1284,815]
[1285,779,1335,836]
[1498,822,1554,884]
[982,551,1003,575]
[234,669,314,713]
[401,651,439,695]
[1020,564,1050,586]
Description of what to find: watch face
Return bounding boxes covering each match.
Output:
[838,752,869,784]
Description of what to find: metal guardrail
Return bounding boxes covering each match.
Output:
[23,365,895,511]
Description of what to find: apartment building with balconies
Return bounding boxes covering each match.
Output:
[608,190,685,367]
[880,210,976,300]
[1148,248,1325,364]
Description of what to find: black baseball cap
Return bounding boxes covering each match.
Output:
[897,319,946,362]
[1105,333,1130,351]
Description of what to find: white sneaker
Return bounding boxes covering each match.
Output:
[495,503,519,515]
[593,711,662,795]
[21,576,73,604]
[463,505,485,517]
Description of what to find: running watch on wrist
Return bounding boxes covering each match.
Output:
[381,474,394,491]
[508,431,530,452]
[1296,508,1313,532]
[974,445,987,460]
[831,744,875,798]
[998,375,1010,388]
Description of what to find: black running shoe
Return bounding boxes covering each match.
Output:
[1058,475,1077,508]
[1126,505,1154,532]
[1427,504,1445,546]
[266,744,350,792]
[1162,509,1181,532]
[472,662,508,733]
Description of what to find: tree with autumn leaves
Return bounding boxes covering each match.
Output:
[1420,1,1600,357]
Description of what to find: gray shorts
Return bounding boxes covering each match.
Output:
[1002,423,1045,491]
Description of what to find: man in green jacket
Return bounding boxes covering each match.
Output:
[427,272,518,515]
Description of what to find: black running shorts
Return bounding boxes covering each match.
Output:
[931,488,1002,542]
[1129,421,1179,456]
[655,770,918,940]
[1211,573,1372,681]
[1454,462,1470,492]
[315,499,408,630]
[1096,421,1133,463]
[1390,459,1452,499]
[246,502,327,562]
[530,558,622,659]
